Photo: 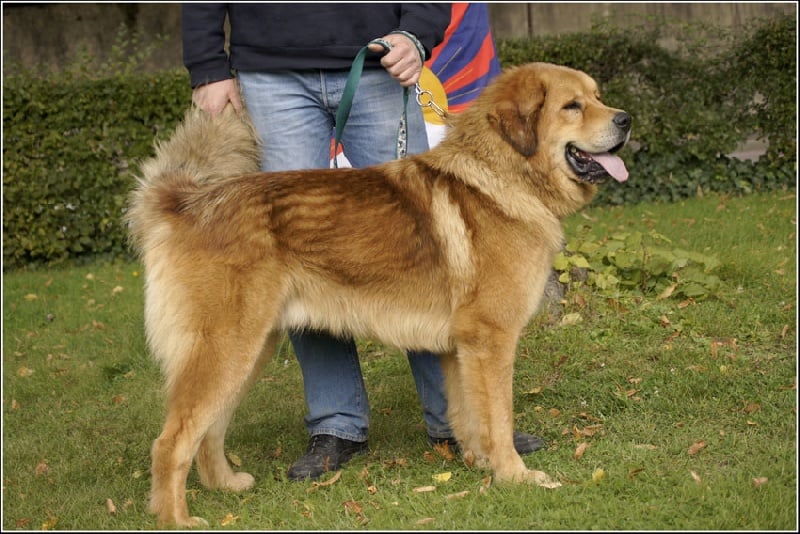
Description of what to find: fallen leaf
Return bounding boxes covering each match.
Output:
[343,500,363,514]
[627,467,645,479]
[573,442,590,460]
[577,412,602,422]
[41,513,58,530]
[16,367,34,377]
[412,485,436,493]
[367,485,378,495]
[689,470,702,485]
[23,293,38,301]
[688,440,707,456]
[105,498,117,515]
[432,472,452,483]
[416,518,435,525]
[743,402,761,414]
[112,394,126,405]
[307,470,342,493]
[226,452,242,467]
[446,490,470,500]
[633,444,658,450]
[591,468,606,483]
[752,477,768,488]
[657,283,677,300]
[111,285,124,295]
[432,441,455,460]
[559,312,583,326]
[220,512,239,526]
[548,407,561,417]
[35,461,49,476]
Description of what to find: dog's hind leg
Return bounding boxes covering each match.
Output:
[195,331,281,491]
[147,271,284,527]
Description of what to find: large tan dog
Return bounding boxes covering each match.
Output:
[127,62,631,527]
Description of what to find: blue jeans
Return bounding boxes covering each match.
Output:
[239,69,453,442]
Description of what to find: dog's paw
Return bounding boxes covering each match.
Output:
[225,471,255,492]
[527,469,561,488]
[186,516,210,528]
[156,514,209,529]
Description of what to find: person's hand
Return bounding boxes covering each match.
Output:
[369,33,423,87]
[191,79,242,116]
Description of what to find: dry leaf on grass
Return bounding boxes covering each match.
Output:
[689,470,702,485]
[413,485,436,493]
[743,402,761,414]
[688,440,707,456]
[752,477,768,488]
[105,498,117,515]
[35,461,49,476]
[220,513,239,526]
[591,468,606,483]
[41,513,58,530]
[307,470,342,493]
[627,467,645,479]
[16,367,34,378]
[343,500,363,514]
[573,442,590,460]
[432,471,452,483]
[416,518,435,525]
[446,490,470,500]
[432,441,455,460]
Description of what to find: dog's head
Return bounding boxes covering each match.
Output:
[486,62,631,188]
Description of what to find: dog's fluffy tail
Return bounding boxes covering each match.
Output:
[126,104,261,254]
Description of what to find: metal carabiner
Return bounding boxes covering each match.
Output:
[414,83,448,120]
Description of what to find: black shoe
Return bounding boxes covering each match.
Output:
[287,434,368,481]
[429,430,545,456]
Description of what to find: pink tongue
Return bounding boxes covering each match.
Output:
[593,153,629,182]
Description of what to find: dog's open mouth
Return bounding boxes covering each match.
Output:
[566,143,629,184]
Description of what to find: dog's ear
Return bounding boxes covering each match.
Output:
[487,88,545,158]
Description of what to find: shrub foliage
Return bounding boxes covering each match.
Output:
[2,16,795,269]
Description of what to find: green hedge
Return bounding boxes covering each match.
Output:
[2,15,795,269]
[3,71,189,269]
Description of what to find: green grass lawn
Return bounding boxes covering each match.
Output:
[3,190,796,530]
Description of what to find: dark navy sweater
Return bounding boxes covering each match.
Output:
[182,3,451,88]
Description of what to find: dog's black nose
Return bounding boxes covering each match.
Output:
[614,112,632,131]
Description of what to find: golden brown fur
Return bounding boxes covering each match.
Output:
[127,62,631,527]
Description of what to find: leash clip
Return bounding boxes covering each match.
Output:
[414,83,448,120]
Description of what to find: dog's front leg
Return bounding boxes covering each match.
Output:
[447,330,560,487]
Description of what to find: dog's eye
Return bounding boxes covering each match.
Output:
[563,101,582,111]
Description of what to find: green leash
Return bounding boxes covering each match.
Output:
[333,39,410,168]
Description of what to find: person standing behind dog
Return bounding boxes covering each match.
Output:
[181,3,543,482]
